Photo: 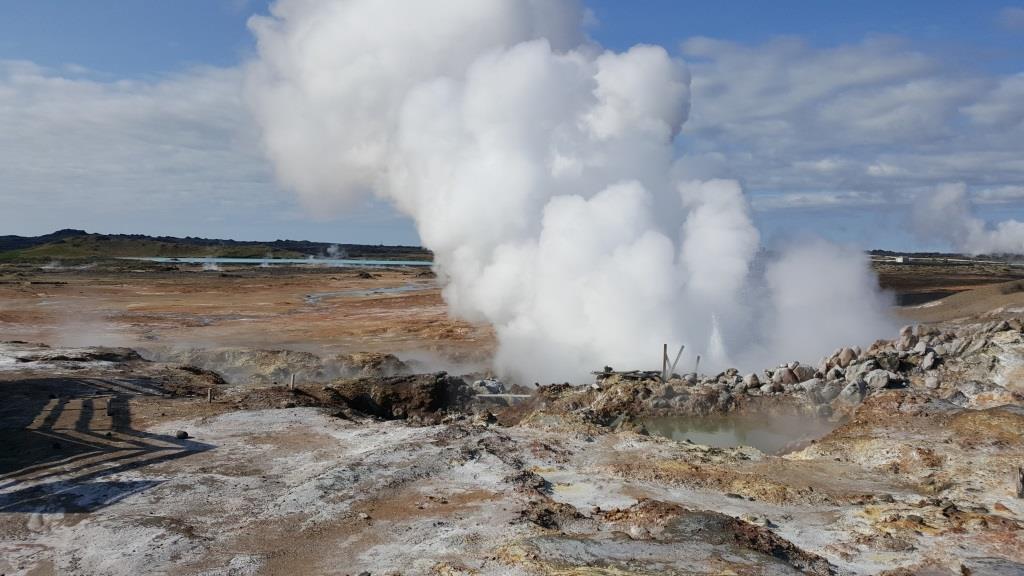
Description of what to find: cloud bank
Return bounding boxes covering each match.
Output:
[0,60,414,242]
[678,36,1024,215]
[3,14,1022,246]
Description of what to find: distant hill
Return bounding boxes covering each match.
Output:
[0,229,433,261]
[868,249,1024,263]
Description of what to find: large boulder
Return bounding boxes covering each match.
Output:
[836,347,857,368]
[773,368,799,385]
[897,325,918,351]
[962,336,988,357]
[798,377,822,392]
[743,373,760,388]
[874,353,902,372]
[825,366,845,381]
[864,369,897,390]
[845,360,877,383]
[819,382,843,403]
[472,378,505,394]
[792,364,817,382]
[798,378,825,403]
[838,380,868,404]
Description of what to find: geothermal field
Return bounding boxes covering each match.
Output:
[5,0,1024,575]
[1,255,1023,575]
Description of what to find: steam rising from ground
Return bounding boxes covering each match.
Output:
[246,0,893,382]
[914,183,1024,255]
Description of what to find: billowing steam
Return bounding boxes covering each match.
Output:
[246,0,893,382]
[914,183,1024,255]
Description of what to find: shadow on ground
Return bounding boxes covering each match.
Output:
[0,377,213,513]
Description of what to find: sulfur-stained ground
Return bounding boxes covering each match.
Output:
[1,261,1023,575]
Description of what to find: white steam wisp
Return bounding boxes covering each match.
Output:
[914,183,1024,255]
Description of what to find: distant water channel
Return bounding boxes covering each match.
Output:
[640,413,839,455]
[126,257,433,267]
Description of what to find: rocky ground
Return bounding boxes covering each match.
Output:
[1,264,1023,575]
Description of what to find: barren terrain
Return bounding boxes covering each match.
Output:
[1,259,1023,575]
[0,260,492,366]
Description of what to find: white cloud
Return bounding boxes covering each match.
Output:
[963,73,1024,126]
[973,185,1024,203]
[677,37,1024,214]
[0,61,270,228]
[751,190,889,211]
[0,60,412,241]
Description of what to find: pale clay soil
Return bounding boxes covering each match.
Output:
[1,264,1023,575]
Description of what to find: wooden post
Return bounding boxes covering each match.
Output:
[669,345,685,378]
[694,355,701,376]
[290,374,296,390]
[207,388,213,404]
[1016,466,1023,499]
[662,344,668,382]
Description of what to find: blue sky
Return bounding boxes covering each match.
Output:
[1,1,1023,249]
[6,1,1021,77]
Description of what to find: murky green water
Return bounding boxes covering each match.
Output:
[640,413,839,455]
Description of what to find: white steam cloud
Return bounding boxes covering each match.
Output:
[914,183,1024,255]
[246,0,893,382]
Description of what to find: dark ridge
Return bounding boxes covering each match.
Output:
[0,229,89,251]
[0,230,432,261]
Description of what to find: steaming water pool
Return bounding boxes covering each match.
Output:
[640,413,840,455]
[303,283,430,304]
[124,257,432,267]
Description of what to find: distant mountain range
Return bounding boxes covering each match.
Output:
[0,229,432,261]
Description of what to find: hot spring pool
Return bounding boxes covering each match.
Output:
[640,413,840,455]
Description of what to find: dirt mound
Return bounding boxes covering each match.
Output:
[327,372,472,421]
[156,348,332,385]
[332,351,409,377]
[999,280,1024,295]
[228,385,335,411]
[153,365,230,397]
[155,348,412,386]
[901,279,1024,322]
[514,498,836,575]
[1,342,144,364]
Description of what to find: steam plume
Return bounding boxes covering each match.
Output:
[247,0,893,382]
[914,183,1024,255]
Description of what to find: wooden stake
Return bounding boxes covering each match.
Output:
[290,373,296,390]
[1016,466,1023,499]
[669,345,685,378]
[207,388,213,404]
[662,343,668,382]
